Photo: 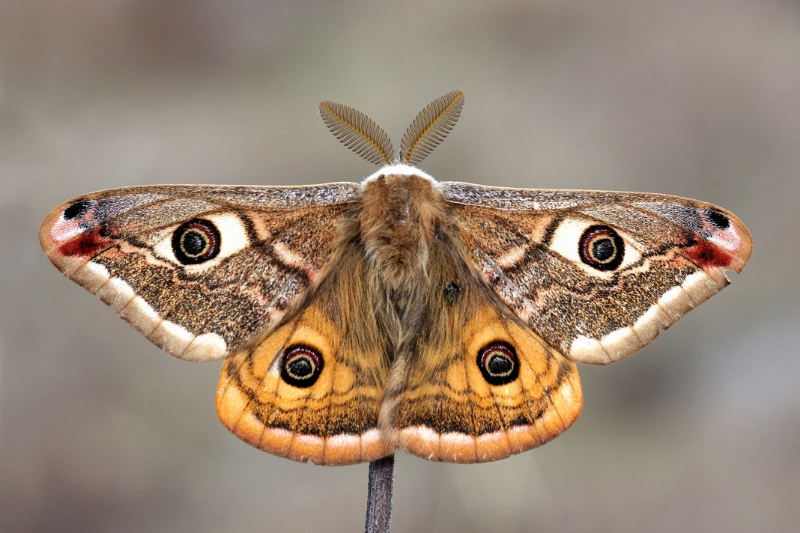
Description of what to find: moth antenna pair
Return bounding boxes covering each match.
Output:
[320,90,465,166]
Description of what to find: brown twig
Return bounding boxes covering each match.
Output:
[364,455,395,533]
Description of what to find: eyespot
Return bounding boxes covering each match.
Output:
[154,213,249,269]
[704,210,730,230]
[280,345,324,388]
[171,219,221,265]
[579,225,624,271]
[548,218,641,275]
[63,199,92,220]
[477,341,519,386]
[444,280,460,304]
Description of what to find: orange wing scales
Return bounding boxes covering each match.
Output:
[388,296,583,463]
[216,250,394,465]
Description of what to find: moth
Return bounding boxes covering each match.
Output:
[40,91,752,465]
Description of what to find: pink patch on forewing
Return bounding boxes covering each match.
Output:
[683,241,733,268]
[49,218,84,243]
[710,227,743,252]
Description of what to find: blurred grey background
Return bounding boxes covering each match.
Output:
[1,1,798,532]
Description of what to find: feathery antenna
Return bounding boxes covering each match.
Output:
[399,90,464,166]
[320,91,463,167]
[320,100,395,165]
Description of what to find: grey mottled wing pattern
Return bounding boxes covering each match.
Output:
[39,183,361,361]
[442,183,753,364]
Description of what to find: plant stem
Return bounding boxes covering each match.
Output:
[364,455,395,533]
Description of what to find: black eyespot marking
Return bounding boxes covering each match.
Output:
[171,219,221,265]
[477,341,519,386]
[280,345,324,388]
[444,281,460,304]
[579,225,624,271]
[63,200,91,220]
[705,210,730,230]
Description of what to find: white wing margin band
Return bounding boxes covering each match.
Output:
[568,270,727,364]
[72,260,228,361]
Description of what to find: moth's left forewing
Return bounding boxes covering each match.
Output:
[39,183,361,361]
[442,183,752,365]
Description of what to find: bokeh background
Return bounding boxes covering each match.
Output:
[2,1,798,532]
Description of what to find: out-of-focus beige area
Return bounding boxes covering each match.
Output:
[1,1,798,532]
